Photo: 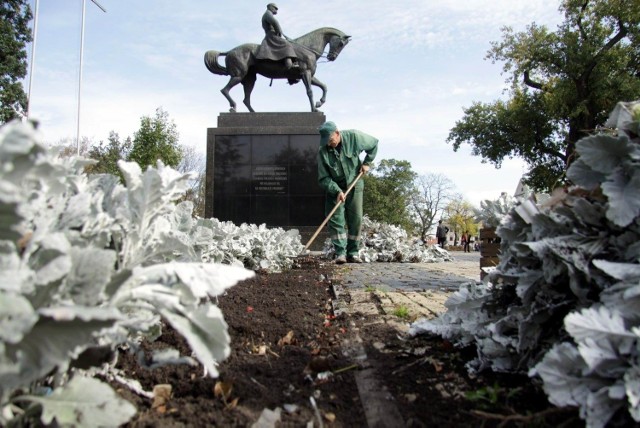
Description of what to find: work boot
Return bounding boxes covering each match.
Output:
[347,255,363,263]
[335,255,347,264]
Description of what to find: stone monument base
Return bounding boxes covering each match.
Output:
[206,112,329,250]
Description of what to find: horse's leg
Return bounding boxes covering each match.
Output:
[311,76,327,109]
[221,76,242,112]
[242,72,257,113]
[301,71,316,112]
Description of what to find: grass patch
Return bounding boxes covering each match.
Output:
[466,382,522,409]
[392,305,410,319]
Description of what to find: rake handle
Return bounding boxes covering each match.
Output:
[303,171,364,252]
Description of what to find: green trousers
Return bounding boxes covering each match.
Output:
[326,188,363,257]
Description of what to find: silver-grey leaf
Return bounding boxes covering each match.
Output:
[0,307,120,397]
[601,169,640,227]
[575,134,638,174]
[161,305,229,378]
[532,343,607,408]
[64,248,117,305]
[17,376,136,427]
[564,306,635,344]
[0,292,37,344]
[566,158,607,190]
[593,260,640,281]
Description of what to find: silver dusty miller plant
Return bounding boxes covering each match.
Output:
[410,101,640,428]
[323,215,453,263]
[474,192,516,229]
[0,121,256,427]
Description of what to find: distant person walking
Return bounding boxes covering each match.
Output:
[317,121,378,264]
[461,231,470,252]
[436,220,448,248]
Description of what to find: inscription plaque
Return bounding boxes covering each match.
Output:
[253,166,287,194]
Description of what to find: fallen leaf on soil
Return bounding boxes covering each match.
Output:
[251,344,268,355]
[373,341,386,350]
[152,384,172,412]
[214,381,233,401]
[404,393,418,403]
[246,306,254,313]
[215,381,239,409]
[277,330,295,346]
[324,412,336,422]
[226,397,239,410]
[435,383,452,399]
[430,357,443,372]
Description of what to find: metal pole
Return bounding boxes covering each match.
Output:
[26,0,39,119]
[76,0,86,155]
[76,0,106,155]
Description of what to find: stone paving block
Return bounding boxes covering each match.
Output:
[374,291,450,321]
[333,252,481,324]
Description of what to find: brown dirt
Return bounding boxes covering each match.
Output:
[113,256,582,427]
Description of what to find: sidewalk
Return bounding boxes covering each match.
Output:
[332,250,481,332]
[330,251,482,427]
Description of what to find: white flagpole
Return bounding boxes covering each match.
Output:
[76,0,106,155]
[26,0,39,119]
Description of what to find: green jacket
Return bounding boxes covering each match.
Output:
[317,129,378,196]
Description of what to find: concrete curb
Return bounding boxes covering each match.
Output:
[331,281,405,428]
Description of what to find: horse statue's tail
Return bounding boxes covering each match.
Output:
[204,50,228,76]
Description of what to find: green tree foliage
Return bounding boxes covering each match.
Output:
[447,0,640,191]
[0,0,32,123]
[363,159,417,233]
[85,132,132,181]
[443,197,478,245]
[128,107,182,170]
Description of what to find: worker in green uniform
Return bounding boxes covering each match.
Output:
[317,121,378,264]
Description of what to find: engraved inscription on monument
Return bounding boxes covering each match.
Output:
[253,166,287,194]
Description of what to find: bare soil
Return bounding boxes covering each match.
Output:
[114,256,582,427]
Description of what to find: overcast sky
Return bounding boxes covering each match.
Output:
[25,0,564,206]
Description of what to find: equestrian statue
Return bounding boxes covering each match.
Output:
[204,3,351,112]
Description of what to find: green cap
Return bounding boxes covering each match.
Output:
[318,121,337,145]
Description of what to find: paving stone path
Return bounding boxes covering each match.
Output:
[333,251,481,331]
[330,251,482,427]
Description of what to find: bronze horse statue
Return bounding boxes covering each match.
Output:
[204,27,351,113]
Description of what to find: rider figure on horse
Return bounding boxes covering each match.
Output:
[255,3,299,69]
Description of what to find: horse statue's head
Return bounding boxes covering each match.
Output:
[327,33,351,61]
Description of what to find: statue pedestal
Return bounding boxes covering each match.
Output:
[205,112,328,250]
